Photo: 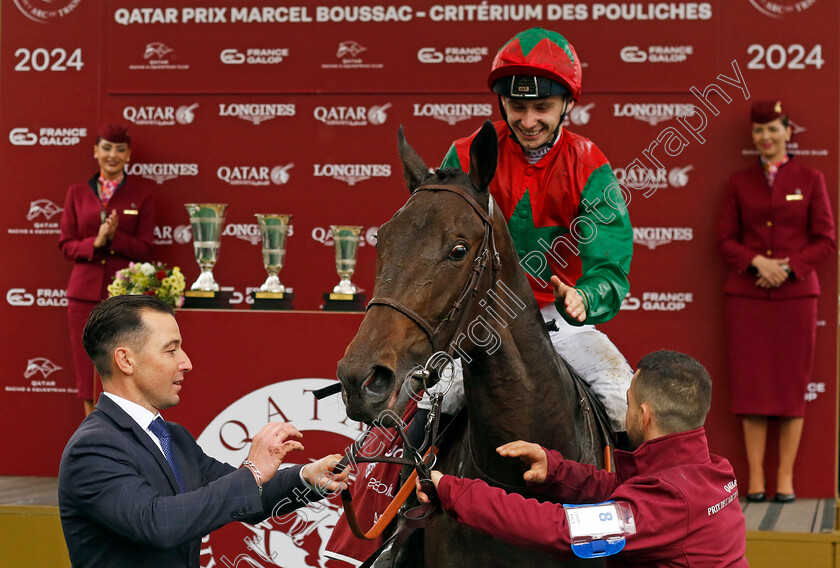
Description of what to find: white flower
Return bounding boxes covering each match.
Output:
[139,262,156,276]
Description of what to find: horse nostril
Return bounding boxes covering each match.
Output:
[363,366,394,397]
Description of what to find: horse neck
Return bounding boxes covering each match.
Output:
[458,260,584,480]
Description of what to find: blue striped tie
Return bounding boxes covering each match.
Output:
[148,417,186,493]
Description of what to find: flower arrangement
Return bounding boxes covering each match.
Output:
[108,262,186,308]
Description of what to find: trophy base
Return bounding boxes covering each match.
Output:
[250,291,295,310]
[322,293,367,312]
[181,290,234,309]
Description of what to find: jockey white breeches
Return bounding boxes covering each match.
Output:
[419,302,633,432]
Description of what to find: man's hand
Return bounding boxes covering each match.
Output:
[415,471,443,504]
[246,422,304,483]
[551,276,586,323]
[301,454,350,494]
[497,441,549,484]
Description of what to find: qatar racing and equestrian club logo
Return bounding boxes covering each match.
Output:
[196,378,363,568]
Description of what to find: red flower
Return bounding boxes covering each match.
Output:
[155,270,167,280]
[144,289,156,296]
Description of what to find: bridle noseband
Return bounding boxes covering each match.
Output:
[366,183,501,356]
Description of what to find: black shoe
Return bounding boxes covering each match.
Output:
[774,492,796,503]
[746,492,766,503]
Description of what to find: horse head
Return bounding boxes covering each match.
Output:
[337,122,498,424]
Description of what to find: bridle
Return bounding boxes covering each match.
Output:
[366,183,502,357]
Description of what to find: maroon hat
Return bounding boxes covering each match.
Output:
[750,100,785,124]
[97,123,131,144]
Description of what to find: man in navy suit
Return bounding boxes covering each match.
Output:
[58,295,349,568]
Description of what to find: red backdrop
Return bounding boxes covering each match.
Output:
[1,1,837,565]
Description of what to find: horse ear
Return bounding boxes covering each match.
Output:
[398,125,429,194]
[468,121,498,194]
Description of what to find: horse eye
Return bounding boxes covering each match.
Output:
[449,244,468,260]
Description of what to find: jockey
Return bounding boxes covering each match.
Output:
[434,27,634,433]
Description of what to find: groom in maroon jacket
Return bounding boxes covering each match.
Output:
[418,350,747,567]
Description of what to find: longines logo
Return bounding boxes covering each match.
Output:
[218,103,296,125]
[9,127,87,146]
[123,104,198,126]
[749,0,817,18]
[612,103,696,126]
[217,164,293,186]
[7,287,67,307]
[223,223,261,245]
[130,42,189,70]
[412,103,492,125]
[14,0,81,23]
[633,227,694,250]
[125,162,199,184]
[314,104,390,126]
[195,378,360,568]
[313,163,391,186]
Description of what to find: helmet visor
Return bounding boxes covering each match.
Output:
[492,75,570,99]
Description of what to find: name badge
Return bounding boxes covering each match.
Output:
[123,209,139,215]
[785,194,803,201]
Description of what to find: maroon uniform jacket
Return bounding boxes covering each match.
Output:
[438,428,747,567]
[59,175,155,301]
[717,158,835,299]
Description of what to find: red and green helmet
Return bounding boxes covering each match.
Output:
[488,28,582,101]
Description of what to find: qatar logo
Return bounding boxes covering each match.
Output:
[313,104,390,127]
[196,378,360,568]
[123,104,199,126]
[13,0,81,23]
[24,357,62,379]
[217,165,293,187]
[566,103,595,126]
[749,0,818,18]
[27,199,63,220]
[336,40,366,59]
[153,225,192,246]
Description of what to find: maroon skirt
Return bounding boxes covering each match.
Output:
[67,298,98,400]
[725,295,817,417]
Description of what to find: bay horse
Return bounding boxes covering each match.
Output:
[336,121,610,567]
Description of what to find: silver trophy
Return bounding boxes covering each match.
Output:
[184,203,227,291]
[331,225,363,296]
[255,214,291,294]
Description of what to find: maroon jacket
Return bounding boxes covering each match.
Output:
[717,158,835,299]
[59,174,155,301]
[438,428,747,567]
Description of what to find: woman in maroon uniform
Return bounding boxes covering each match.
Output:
[717,101,836,503]
[59,124,155,416]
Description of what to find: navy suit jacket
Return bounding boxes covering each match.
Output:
[59,395,315,568]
